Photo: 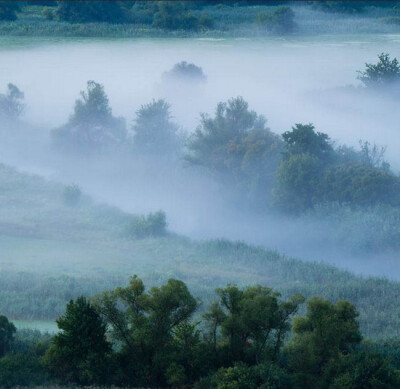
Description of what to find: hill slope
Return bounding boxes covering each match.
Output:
[0,164,398,339]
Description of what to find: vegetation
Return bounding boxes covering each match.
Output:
[1,278,400,387]
[163,61,207,83]
[132,99,180,157]
[62,184,82,207]
[126,210,167,239]
[0,2,20,21]
[51,81,126,153]
[256,6,296,34]
[357,52,400,89]
[0,83,25,122]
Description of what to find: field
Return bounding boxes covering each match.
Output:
[0,163,399,339]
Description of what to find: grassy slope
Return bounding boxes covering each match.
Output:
[0,164,399,339]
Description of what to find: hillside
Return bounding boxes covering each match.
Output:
[0,164,399,339]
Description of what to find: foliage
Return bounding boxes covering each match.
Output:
[203,284,304,366]
[274,124,400,213]
[62,184,82,207]
[312,1,367,14]
[0,315,16,357]
[131,99,180,156]
[126,210,167,239]
[93,276,200,387]
[42,296,111,385]
[54,1,126,23]
[163,61,207,83]
[51,81,126,153]
[0,2,20,21]
[286,297,362,389]
[0,83,25,121]
[357,53,400,89]
[256,6,296,34]
[186,97,282,206]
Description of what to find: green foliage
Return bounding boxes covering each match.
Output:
[163,61,207,82]
[0,353,48,388]
[186,97,282,206]
[312,1,367,14]
[126,210,167,239]
[204,284,304,366]
[330,352,400,389]
[52,81,126,153]
[132,99,180,156]
[275,124,400,213]
[62,184,82,207]
[93,276,199,387]
[286,297,362,388]
[357,53,400,88]
[0,315,16,357]
[152,1,214,31]
[0,83,25,121]
[0,2,20,21]
[256,6,296,34]
[54,1,126,23]
[42,296,111,385]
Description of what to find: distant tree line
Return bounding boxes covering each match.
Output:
[3,54,400,215]
[0,276,399,387]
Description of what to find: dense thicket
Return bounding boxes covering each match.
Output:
[1,277,400,388]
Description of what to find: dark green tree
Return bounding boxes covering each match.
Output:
[286,297,362,389]
[357,53,400,88]
[0,2,20,21]
[42,296,111,385]
[0,315,16,357]
[93,276,199,387]
[55,1,126,23]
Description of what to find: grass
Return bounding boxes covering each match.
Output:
[0,164,400,339]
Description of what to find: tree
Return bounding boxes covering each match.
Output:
[132,99,180,156]
[204,284,304,366]
[256,6,296,34]
[42,296,111,385]
[54,1,126,23]
[286,297,362,389]
[163,61,207,83]
[52,81,126,153]
[0,83,25,121]
[357,53,400,89]
[0,2,20,21]
[282,123,333,162]
[0,315,16,357]
[93,276,199,387]
[186,97,282,206]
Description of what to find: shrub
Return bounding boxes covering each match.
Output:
[163,61,207,83]
[63,184,82,207]
[126,210,167,239]
[0,2,20,21]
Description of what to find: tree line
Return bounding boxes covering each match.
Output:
[0,276,399,388]
[2,54,400,216]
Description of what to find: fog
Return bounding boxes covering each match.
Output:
[1,34,400,279]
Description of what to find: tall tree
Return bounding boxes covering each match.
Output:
[42,297,111,385]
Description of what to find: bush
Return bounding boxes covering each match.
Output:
[163,61,207,83]
[126,210,167,239]
[63,184,82,207]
